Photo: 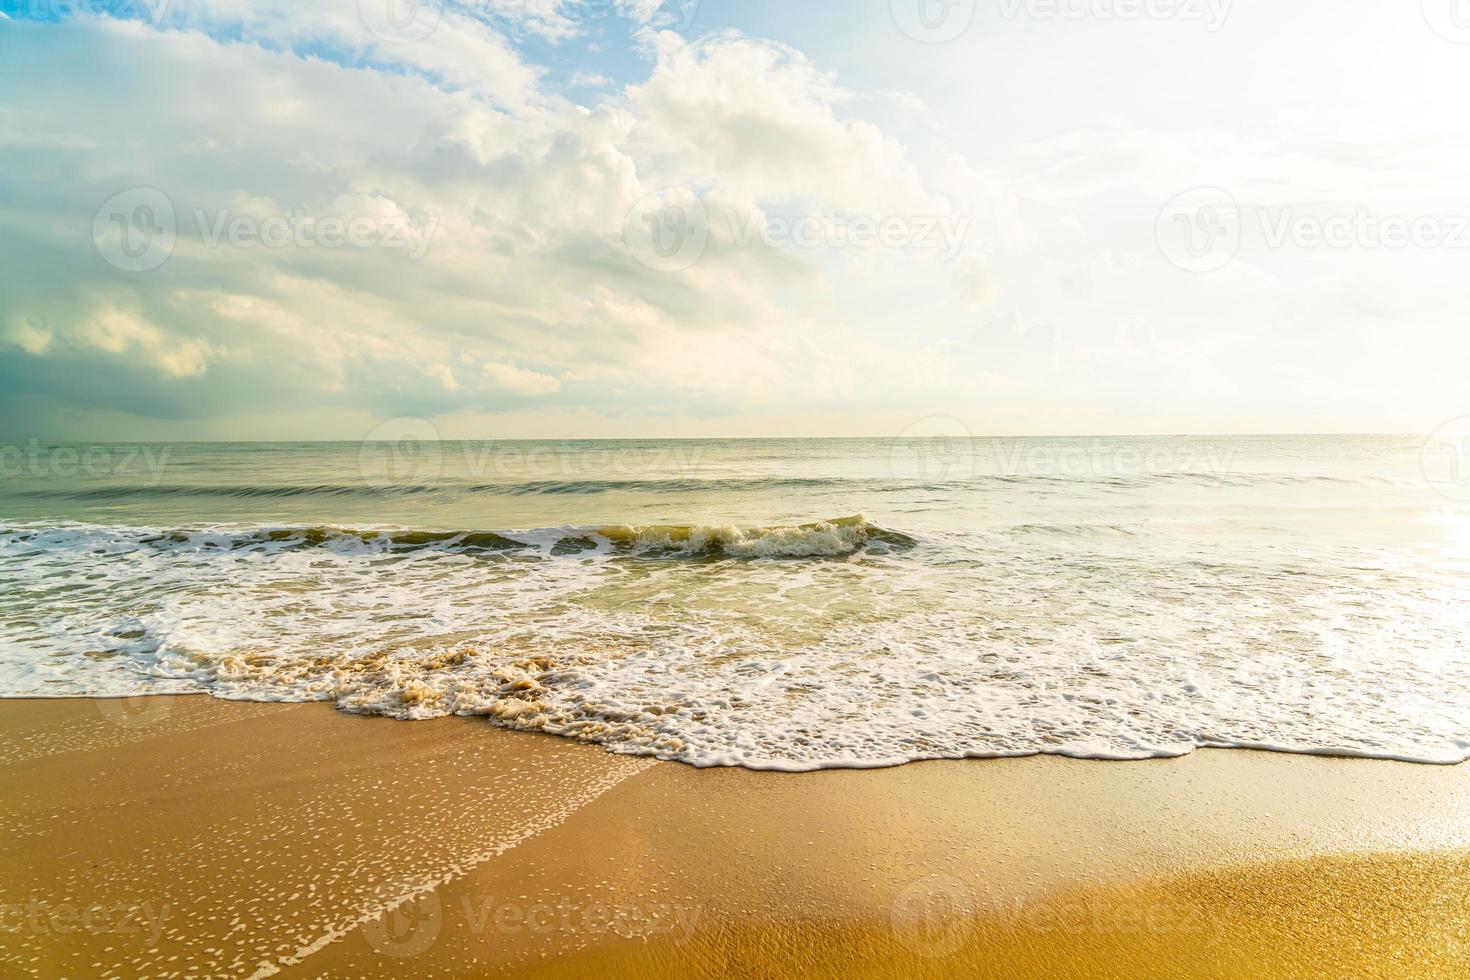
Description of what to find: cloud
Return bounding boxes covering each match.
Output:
[627,31,936,213]
[145,0,544,106]
[953,252,997,310]
[482,361,561,395]
[568,70,611,88]
[613,0,696,28]
[16,5,1450,437]
[0,8,977,437]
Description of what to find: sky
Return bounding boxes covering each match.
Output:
[1,0,1468,440]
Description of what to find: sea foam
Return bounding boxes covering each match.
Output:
[3,506,1469,770]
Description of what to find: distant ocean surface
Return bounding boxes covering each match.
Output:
[2,435,1468,770]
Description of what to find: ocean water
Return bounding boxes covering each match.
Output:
[2,435,1468,770]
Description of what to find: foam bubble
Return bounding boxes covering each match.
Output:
[2,514,1469,769]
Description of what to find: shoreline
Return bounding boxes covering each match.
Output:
[3,697,1470,977]
[6,691,1467,771]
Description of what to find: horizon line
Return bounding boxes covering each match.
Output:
[0,432,1429,445]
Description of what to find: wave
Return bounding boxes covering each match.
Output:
[594,516,916,558]
[15,477,847,501]
[29,483,444,500]
[1008,522,1138,539]
[0,515,917,561]
[4,471,1400,502]
[4,500,1470,771]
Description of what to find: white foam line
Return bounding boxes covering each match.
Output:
[246,757,656,979]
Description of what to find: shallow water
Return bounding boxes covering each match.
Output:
[2,435,1468,769]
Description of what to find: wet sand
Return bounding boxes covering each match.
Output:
[2,696,1469,978]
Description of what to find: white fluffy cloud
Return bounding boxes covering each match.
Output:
[0,6,981,436]
[482,361,562,395]
[3,0,1464,438]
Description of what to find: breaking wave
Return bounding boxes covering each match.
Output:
[3,432,1468,772]
[0,515,916,561]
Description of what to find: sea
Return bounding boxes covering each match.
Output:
[2,434,1468,770]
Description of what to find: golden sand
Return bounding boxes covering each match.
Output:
[2,696,1469,978]
[504,851,1470,979]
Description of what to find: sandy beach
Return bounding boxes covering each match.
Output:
[2,696,1468,978]
[7,1,1468,977]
